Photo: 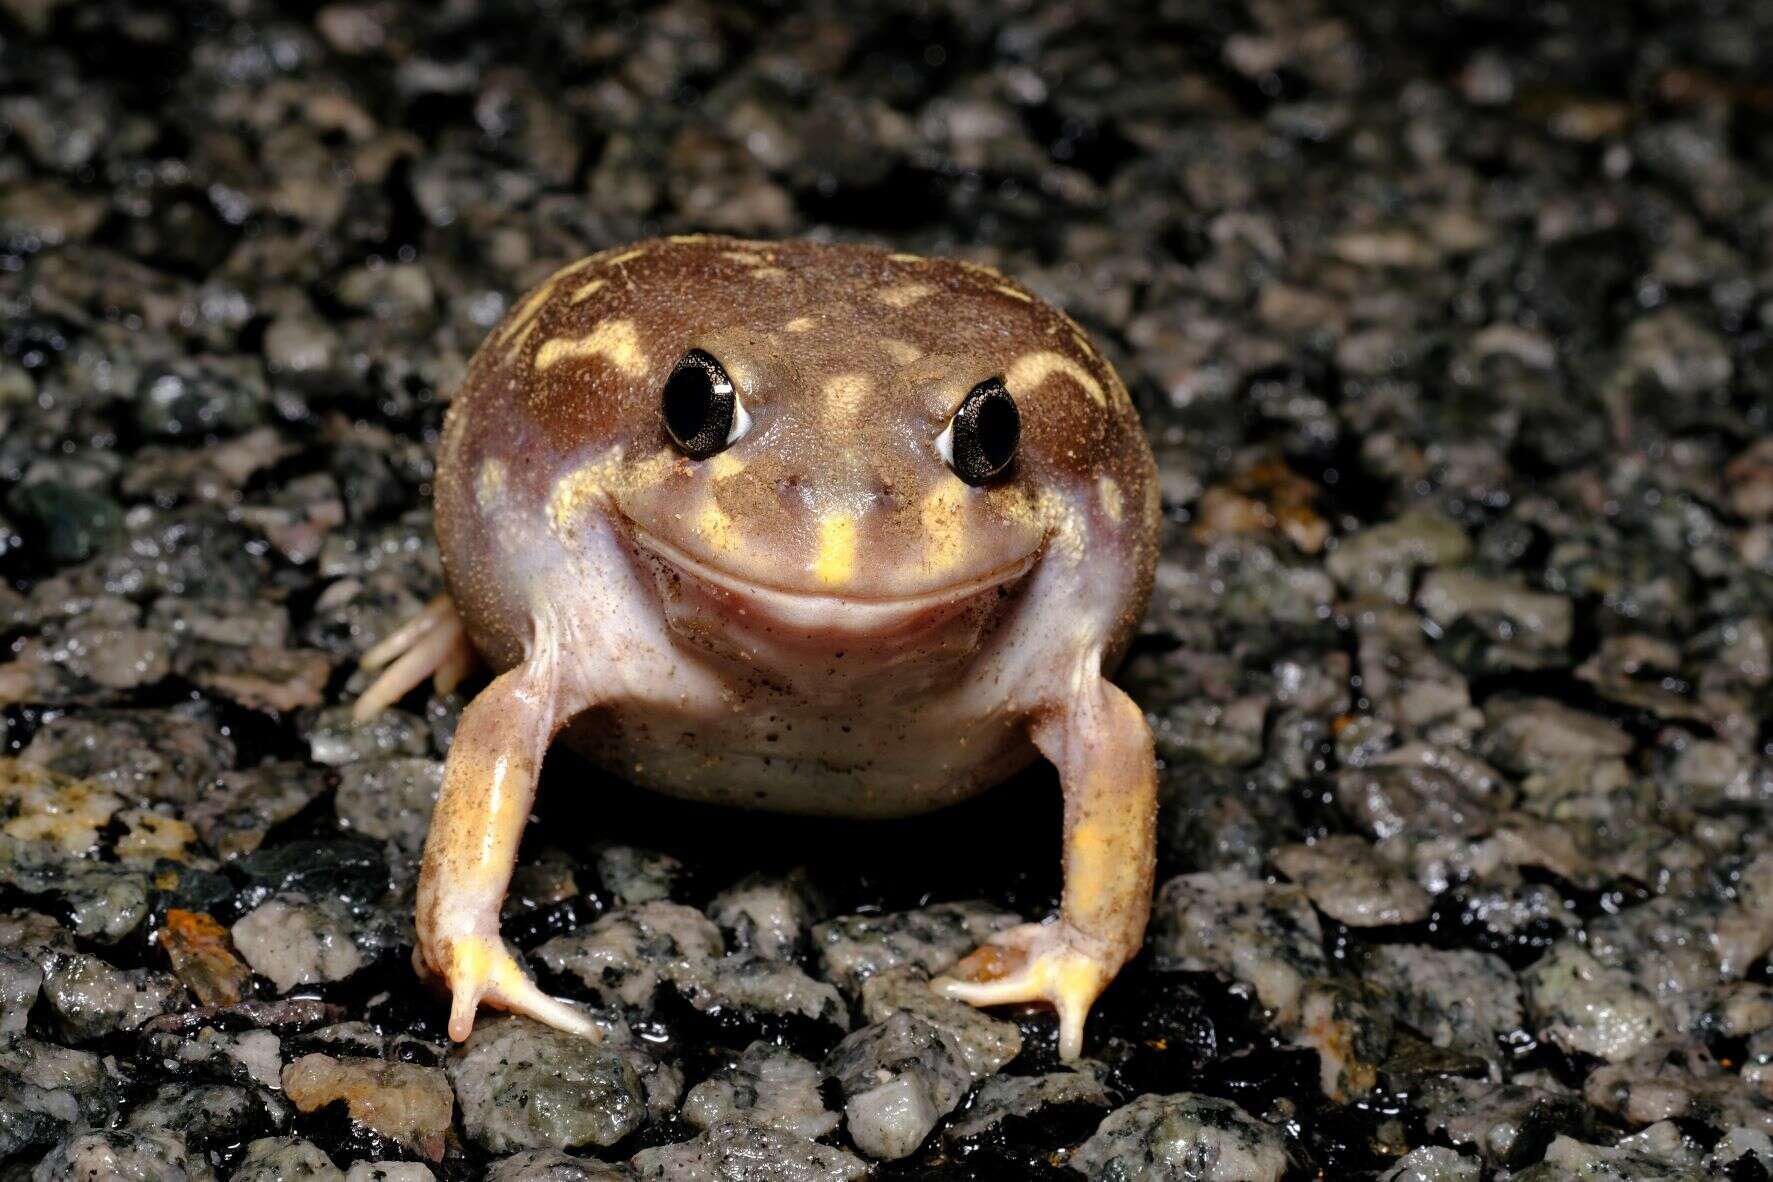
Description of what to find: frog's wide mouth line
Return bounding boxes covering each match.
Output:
[618,516,1040,636]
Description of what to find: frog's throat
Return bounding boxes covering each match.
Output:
[617,516,1041,640]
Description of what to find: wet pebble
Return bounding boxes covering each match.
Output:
[681,1041,838,1139]
[1068,1093,1291,1182]
[231,894,366,993]
[447,1017,657,1153]
[281,1053,454,1161]
[822,1011,973,1160]
[628,1122,866,1182]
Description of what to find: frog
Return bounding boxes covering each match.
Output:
[355,235,1160,1060]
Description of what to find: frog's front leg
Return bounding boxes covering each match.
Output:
[936,671,1157,1060]
[415,619,598,1042]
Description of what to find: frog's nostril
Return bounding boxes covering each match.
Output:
[775,474,809,511]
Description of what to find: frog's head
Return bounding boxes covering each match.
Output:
[515,237,1151,668]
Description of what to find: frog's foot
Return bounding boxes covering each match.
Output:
[354,595,476,722]
[418,928,600,1043]
[933,921,1112,1061]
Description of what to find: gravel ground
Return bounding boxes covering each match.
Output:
[3,1,1773,1179]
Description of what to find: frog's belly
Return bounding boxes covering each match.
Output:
[558,698,1037,819]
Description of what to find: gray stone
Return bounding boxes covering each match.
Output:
[682,1042,838,1140]
[1533,1122,1705,1181]
[229,1136,344,1181]
[708,872,822,960]
[535,901,722,1011]
[859,966,1021,1077]
[1416,570,1573,650]
[39,952,183,1042]
[31,1128,206,1182]
[1523,941,1669,1063]
[945,1065,1113,1141]
[124,1083,284,1146]
[682,955,850,1029]
[343,1166,436,1182]
[629,1122,867,1181]
[1380,1147,1480,1181]
[1151,869,1328,1023]
[1420,1078,1587,1169]
[1363,945,1524,1056]
[1327,512,1472,602]
[333,757,442,856]
[812,902,1020,995]
[19,707,233,806]
[1069,1093,1291,1182]
[822,1012,974,1161]
[485,1150,634,1181]
[138,1027,282,1089]
[0,951,43,1035]
[231,894,365,993]
[1272,835,1432,927]
[448,1016,654,1153]
[596,846,685,905]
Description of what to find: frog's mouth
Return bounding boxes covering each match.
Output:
[618,519,1039,643]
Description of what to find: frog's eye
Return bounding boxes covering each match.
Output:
[662,349,750,459]
[935,376,1019,485]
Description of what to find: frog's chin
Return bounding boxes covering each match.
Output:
[618,519,1038,647]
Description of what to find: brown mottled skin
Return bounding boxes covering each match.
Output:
[356,235,1160,1059]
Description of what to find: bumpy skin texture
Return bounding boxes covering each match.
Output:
[363,236,1161,1059]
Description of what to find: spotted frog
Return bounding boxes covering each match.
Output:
[357,235,1160,1059]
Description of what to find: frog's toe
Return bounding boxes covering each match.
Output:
[933,922,1110,1060]
[355,595,476,722]
[424,930,600,1043]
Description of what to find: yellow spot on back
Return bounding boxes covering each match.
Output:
[879,282,936,308]
[749,267,788,280]
[550,256,599,282]
[1059,312,1105,366]
[822,373,870,425]
[535,319,647,376]
[994,284,1034,302]
[880,339,923,366]
[669,234,710,244]
[495,282,554,357]
[570,278,606,303]
[952,259,1013,286]
[1098,474,1124,524]
[720,249,768,265]
[476,459,508,511]
[811,514,858,587]
[920,481,968,576]
[784,316,817,333]
[1005,350,1105,407]
[605,247,646,266]
[889,253,927,265]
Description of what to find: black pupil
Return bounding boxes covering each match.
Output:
[973,391,1017,469]
[662,351,733,458]
[952,379,1019,483]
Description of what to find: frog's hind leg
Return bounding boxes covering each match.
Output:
[354,595,478,722]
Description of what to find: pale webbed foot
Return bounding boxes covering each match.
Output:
[934,920,1113,1061]
[354,594,477,722]
[416,926,600,1043]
